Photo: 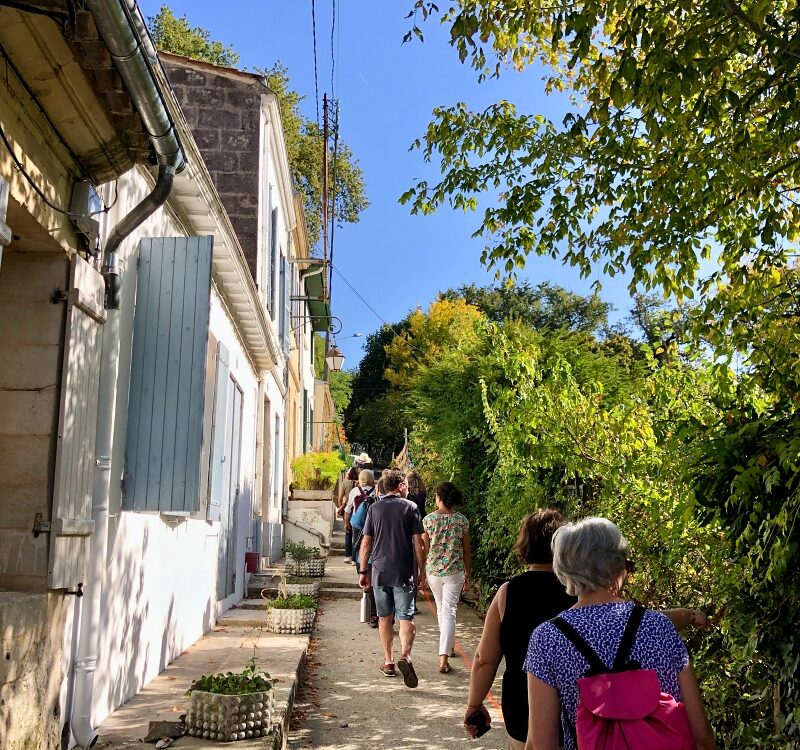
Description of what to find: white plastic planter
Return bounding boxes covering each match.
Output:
[265,606,316,634]
[186,689,273,742]
[286,557,326,577]
[285,582,320,598]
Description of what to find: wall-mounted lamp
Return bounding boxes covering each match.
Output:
[325,345,346,372]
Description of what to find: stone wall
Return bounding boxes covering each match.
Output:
[0,592,67,750]
[162,58,262,279]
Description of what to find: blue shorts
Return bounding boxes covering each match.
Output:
[372,584,415,621]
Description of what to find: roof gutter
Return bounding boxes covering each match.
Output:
[70,2,186,747]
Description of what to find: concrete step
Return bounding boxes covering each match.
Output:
[320,587,361,601]
[216,607,269,628]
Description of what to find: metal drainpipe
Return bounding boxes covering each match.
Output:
[70,1,185,746]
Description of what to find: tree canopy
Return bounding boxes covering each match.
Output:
[401,0,800,374]
[148,5,367,248]
[148,6,239,67]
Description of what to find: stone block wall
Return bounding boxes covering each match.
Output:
[162,59,262,279]
[0,592,67,750]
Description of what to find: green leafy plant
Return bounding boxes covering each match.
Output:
[186,655,271,695]
[265,594,316,610]
[284,540,321,562]
[290,451,346,490]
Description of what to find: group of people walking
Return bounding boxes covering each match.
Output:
[337,464,471,685]
[337,465,716,749]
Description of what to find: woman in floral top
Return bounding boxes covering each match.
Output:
[422,481,472,673]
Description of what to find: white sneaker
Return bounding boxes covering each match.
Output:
[343,557,352,563]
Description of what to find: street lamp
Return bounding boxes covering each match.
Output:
[325,344,346,372]
[338,332,363,341]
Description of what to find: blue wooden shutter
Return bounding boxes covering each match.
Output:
[268,188,277,318]
[280,255,290,354]
[124,236,213,512]
[207,342,230,522]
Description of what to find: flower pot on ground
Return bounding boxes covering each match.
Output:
[265,594,317,634]
[284,540,326,578]
[284,577,321,597]
[185,658,273,742]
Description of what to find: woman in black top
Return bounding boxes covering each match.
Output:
[464,509,574,749]
[464,511,710,747]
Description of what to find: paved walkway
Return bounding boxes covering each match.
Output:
[288,555,508,750]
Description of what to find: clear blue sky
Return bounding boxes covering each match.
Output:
[140,0,635,365]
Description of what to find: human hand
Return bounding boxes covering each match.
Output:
[463,703,491,738]
[345,522,352,532]
[358,573,371,591]
[418,573,427,592]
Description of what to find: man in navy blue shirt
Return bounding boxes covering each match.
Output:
[358,470,426,687]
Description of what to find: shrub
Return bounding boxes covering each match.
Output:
[266,594,316,610]
[186,657,271,695]
[290,451,346,490]
[284,540,321,561]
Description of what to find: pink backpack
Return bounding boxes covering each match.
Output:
[552,605,695,750]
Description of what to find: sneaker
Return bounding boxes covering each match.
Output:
[397,656,418,688]
[369,616,379,628]
[343,557,352,563]
[379,663,396,677]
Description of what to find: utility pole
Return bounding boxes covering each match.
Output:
[321,93,331,373]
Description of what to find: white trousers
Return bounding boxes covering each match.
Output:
[427,571,465,656]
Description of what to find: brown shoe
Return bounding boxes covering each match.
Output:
[397,656,418,688]
[379,663,396,677]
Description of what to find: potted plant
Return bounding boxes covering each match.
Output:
[290,451,346,500]
[185,656,273,742]
[284,540,325,577]
[265,587,317,634]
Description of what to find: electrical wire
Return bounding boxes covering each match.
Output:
[330,262,388,325]
[330,0,336,98]
[311,0,320,126]
[0,121,118,219]
[0,121,82,218]
[328,101,340,299]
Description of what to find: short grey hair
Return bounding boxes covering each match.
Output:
[552,517,630,596]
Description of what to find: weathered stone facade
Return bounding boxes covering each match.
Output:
[0,593,67,750]
[162,56,263,279]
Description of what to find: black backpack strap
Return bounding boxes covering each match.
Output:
[612,604,646,671]
[550,617,608,676]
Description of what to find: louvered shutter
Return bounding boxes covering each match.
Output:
[207,341,230,523]
[49,255,105,589]
[124,236,213,512]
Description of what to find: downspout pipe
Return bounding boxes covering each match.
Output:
[71,3,185,748]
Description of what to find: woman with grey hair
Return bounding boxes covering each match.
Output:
[523,517,716,750]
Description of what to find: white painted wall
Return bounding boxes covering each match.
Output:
[57,166,262,729]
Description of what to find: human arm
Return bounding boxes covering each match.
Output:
[662,608,710,631]
[344,511,352,533]
[412,532,427,590]
[422,531,430,559]
[358,535,373,590]
[678,664,716,750]
[463,583,505,737]
[526,675,561,750]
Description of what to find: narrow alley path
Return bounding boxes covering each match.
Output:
[289,555,507,750]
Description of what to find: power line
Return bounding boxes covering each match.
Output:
[330,0,337,98]
[330,262,388,325]
[311,0,320,125]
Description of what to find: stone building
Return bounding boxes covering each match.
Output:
[0,3,323,747]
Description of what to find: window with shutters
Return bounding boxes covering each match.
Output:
[124,236,213,513]
[268,195,277,319]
